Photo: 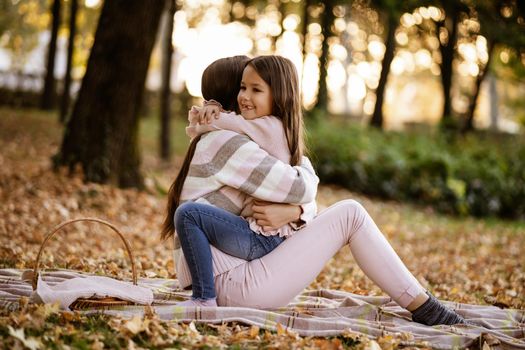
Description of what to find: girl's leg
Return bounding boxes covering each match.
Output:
[175,203,217,301]
[176,202,283,260]
[174,201,284,301]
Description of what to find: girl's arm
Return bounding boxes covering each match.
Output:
[186,106,290,163]
[186,131,318,204]
[186,106,216,139]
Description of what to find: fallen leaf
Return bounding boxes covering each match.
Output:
[123,316,144,335]
[249,325,259,339]
[8,326,42,350]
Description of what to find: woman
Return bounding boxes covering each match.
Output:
[162,55,466,326]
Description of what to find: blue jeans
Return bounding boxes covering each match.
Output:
[174,201,285,300]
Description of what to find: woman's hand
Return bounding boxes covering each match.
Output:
[251,200,302,231]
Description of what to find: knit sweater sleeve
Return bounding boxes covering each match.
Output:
[187,131,318,204]
[186,112,291,163]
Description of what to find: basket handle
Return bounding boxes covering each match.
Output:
[32,218,138,290]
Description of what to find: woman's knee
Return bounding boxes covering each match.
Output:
[339,199,366,216]
[337,199,368,233]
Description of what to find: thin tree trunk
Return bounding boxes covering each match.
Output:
[370,12,397,129]
[274,1,286,51]
[300,0,311,106]
[488,73,499,131]
[54,0,165,188]
[301,0,311,60]
[314,1,335,112]
[59,0,78,124]
[160,0,176,160]
[462,40,495,133]
[438,4,460,127]
[41,0,61,110]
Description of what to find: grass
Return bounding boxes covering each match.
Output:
[139,108,191,158]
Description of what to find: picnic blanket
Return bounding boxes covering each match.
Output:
[1,268,523,349]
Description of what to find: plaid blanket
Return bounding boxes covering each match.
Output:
[1,269,523,349]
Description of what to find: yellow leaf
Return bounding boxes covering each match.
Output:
[91,339,105,350]
[127,339,140,350]
[276,323,285,336]
[188,321,199,334]
[249,325,259,338]
[8,326,42,350]
[40,302,60,317]
[123,316,144,335]
[364,340,382,350]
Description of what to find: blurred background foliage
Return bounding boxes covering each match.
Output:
[0,0,524,219]
[308,120,525,219]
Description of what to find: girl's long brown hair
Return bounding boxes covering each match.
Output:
[160,55,249,241]
[248,55,305,166]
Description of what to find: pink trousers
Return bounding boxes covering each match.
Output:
[214,200,425,309]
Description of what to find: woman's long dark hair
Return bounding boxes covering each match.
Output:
[160,55,249,241]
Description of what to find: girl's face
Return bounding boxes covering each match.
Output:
[237,65,273,120]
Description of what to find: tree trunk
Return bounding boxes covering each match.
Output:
[160,0,176,160]
[370,12,397,129]
[59,0,78,124]
[301,0,311,60]
[488,73,499,131]
[53,0,165,188]
[41,0,61,110]
[274,1,286,50]
[300,0,311,107]
[438,4,460,127]
[314,1,335,112]
[462,40,495,133]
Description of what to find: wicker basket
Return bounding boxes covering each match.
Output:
[31,218,139,310]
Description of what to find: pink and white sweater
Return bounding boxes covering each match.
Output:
[174,126,319,289]
[186,111,317,236]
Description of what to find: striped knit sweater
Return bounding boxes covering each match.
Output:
[174,129,319,289]
[186,111,317,236]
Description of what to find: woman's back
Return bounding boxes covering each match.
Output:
[180,129,317,210]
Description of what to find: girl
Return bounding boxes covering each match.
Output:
[179,55,318,256]
[162,56,466,326]
[186,82,317,237]
[161,55,319,307]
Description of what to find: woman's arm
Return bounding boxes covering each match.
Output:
[247,199,317,231]
[292,200,318,229]
[251,201,301,231]
[185,131,318,204]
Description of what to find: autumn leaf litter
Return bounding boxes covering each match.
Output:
[0,110,523,349]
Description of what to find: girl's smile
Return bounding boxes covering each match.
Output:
[238,64,273,120]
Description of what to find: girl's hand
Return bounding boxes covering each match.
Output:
[188,106,201,124]
[199,104,221,124]
[251,200,302,231]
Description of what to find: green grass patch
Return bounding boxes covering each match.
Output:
[139,112,190,158]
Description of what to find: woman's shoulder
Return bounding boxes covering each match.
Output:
[195,130,256,158]
[192,130,262,166]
